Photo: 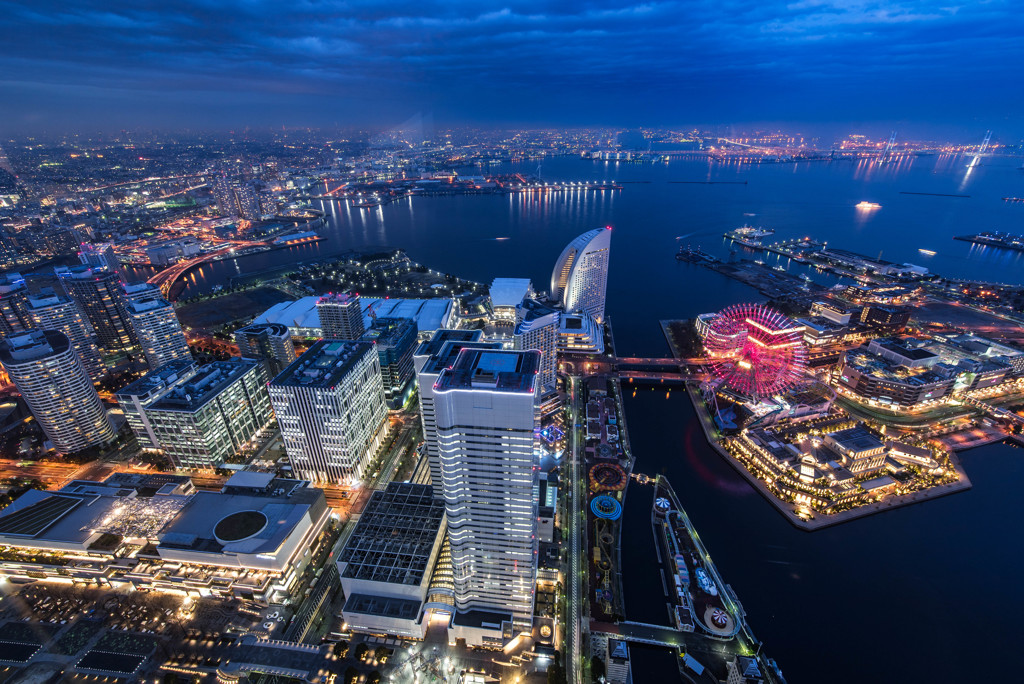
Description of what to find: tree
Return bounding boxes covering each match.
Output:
[344,666,360,684]
[354,642,368,661]
[367,671,382,684]
[333,639,349,658]
[591,655,606,682]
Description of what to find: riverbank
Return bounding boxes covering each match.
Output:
[685,383,973,531]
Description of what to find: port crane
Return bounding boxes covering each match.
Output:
[968,130,992,169]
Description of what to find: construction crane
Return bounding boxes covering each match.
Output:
[968,130,992,169]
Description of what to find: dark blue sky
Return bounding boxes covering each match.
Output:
[2,0,1022,137]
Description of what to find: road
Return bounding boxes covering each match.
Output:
[566,376,585,684]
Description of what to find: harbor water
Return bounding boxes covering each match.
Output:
[153,155,1024,682]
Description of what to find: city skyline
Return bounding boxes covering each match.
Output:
[1,1,1022,136]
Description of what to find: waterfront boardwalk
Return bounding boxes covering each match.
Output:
[685,383,973,531]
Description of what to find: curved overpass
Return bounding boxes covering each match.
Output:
[147,241,267,300]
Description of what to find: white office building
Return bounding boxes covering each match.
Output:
[413,330,499,488]
[433,348,540,626]
[127,296,192,370]
[26,290,106,382]
[0,330,115,453]
[269,340,389,485]
[550,227,611,324]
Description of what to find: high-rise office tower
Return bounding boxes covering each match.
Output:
[269,340,389,485]
[26,290,106,382]
[78,243,121,275]
[413,329,499,488]
[550,227,611,324]
[58,266,136,351]
[433,348,540,623]
[317,292,365,339]
[361,317,418,409]
[0,272,31,335]
[126,296,191,370]
[233,322,297,378]
[0,330,116,453]
[514,298,560,392]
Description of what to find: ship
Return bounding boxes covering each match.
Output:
[918,248,937,256]
[856,201,881,210]
[724,224,775,247]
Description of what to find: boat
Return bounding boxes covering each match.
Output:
[856,201,881,210]
[918,248,936,256]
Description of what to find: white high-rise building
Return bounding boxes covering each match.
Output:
[550,227,611,323]
[269,340,389,485]
[26,290,106,382]
[433,348,540,624]
[514,298,560,391]
[127,296,192,370]
[317,292,365,340]
[0,330,115,453]
[413,329,499,488]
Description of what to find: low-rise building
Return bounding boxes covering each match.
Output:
[337,482,446,639]
[0,472,330,604]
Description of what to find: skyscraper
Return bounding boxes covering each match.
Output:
[360,316,418,409]
[269,340,389,485]
[550,227,611,323]
[0,272,31,335]
[126,296,191,370]
[413,329,499,488]
[26,290,106,382]
[514,298,560,391]
[58,266,136,351]
[317,292,365,340]
[0,330,115,453]
[233,322,297,378]
[433,348,540,623]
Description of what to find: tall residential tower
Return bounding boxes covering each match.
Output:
[0,330,115,453]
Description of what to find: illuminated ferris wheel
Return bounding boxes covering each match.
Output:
[702,302,807,398]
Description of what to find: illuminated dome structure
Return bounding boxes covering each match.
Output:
[703,303,807,398]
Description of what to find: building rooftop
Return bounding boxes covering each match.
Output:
[421,340,502,376]
[234,322,290,338]
[827,426,884,453]
[271,339,372,389]
[360,316,417,349]
[343,594,421,620]
[255,296,452,335]
[489,278,533,309]
[148,360,259,412]
[435,348,539,393]
[338,483,444,586]
[114,359,198,401]
[843,348,950,386]
[415,329,481,360]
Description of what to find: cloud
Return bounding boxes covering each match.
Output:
[0,0,1020,131]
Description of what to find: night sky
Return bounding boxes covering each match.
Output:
[2,0,1022,136]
